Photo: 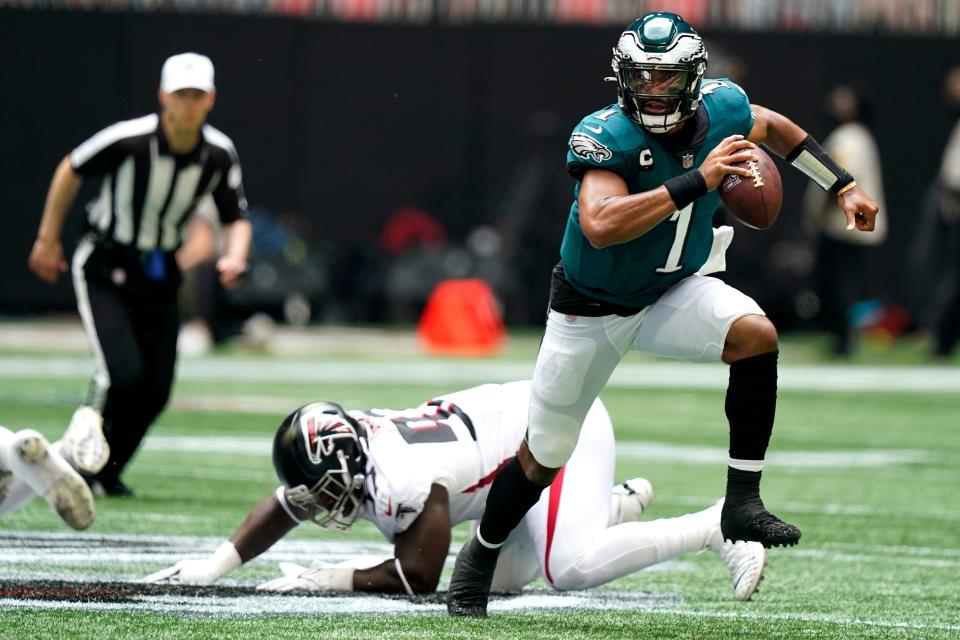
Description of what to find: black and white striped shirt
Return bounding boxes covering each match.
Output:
[70,113,247,253]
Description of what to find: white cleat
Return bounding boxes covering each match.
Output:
[18,434,95,531]
[0,470,12,503]
[60,406,110,475]
[609,477,655,526]
[709,530,767,601]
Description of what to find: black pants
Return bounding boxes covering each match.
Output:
[935,218,960,357]
[74,242,180,483]
[813,236,866,356]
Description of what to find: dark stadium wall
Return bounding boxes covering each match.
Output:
[0,8,953,326]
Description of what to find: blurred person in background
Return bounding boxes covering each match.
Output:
[176,196,221,357]
[803,85,886,357]
[909,66,960,358]
[448,12,880,617]
[27,53,252,497]
[177,197,280,356]
[931,66,960,358]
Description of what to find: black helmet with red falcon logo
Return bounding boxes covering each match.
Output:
[272,401,368,531]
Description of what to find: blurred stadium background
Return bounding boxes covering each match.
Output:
[1,0,959,347]
[1,1,960,638]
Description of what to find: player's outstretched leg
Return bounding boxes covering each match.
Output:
[447,456,549,617]
[722,347,800,548]
[608,477,655,526]
[57,406,110,476]
[0,429,95,530]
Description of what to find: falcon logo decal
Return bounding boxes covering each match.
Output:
[570,132,613,163]
[302,415,353,463]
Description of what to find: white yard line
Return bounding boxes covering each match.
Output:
[0,590,958,633]
[141,434,942,470]
[647,609,960,634]
[2,355,960,392]
[667,494,960,523]
[1,531,958,629]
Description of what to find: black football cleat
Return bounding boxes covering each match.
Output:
[447,537,500,617]
[721,497,801,548]
[87,476,135,498]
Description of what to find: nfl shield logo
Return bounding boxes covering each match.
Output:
[682,153,694,169]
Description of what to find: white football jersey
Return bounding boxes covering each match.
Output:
[353,381,532,541]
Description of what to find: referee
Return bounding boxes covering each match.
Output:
[28,53,252,497]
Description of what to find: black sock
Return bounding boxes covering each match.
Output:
[726,350,778,463]
[726,467,763,505]
[478,457,549,546]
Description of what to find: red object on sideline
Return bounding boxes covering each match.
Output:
[417,279,506,356]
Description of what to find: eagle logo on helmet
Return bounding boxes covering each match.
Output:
[570,132,613,163]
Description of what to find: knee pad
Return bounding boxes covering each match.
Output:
[526,405,581,469]
[532,334,596,408]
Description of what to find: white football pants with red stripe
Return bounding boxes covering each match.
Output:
[490,404,720,592]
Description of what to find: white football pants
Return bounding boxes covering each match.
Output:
[491,404,721,592]
[527,274,764,468]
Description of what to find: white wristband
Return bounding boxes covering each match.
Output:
[212,542,243,577]
[312,566,355,592]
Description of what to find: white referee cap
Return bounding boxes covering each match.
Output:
[160,53,215,93]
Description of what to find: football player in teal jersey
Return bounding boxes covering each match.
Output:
[449,12,879,617]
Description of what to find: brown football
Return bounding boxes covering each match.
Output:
[718,146,782,229]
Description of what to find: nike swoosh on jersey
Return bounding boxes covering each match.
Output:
[584,124,603,134]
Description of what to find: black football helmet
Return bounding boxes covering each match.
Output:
[610,12,708,132]
[272,401,368,532]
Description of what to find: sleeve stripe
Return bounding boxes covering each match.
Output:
[202,124,240,160]
[70,114,158,170]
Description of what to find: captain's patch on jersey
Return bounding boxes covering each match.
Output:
[570,132,613,163]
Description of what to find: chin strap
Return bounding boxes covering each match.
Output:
[786,135,855,195]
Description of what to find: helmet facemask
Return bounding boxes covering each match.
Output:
[610,13,708,133]
[285,446,366,532]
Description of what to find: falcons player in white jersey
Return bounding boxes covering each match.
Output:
[145,381,765,600]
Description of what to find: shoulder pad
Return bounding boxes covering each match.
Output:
[571,106,644,149]
[568,106,643,177]
[700,78,753,135]
[700,78,750,106]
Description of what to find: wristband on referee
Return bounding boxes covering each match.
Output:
[663,170,708,210]
[786,134,855,195]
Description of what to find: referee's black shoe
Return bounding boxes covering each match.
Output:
[87,476,135,498]
[447,536,500,617]
[721,497,800,548]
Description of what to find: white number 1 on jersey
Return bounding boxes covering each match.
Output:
[655,203,694,274]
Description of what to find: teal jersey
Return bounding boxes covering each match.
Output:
[561,78,754,309]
